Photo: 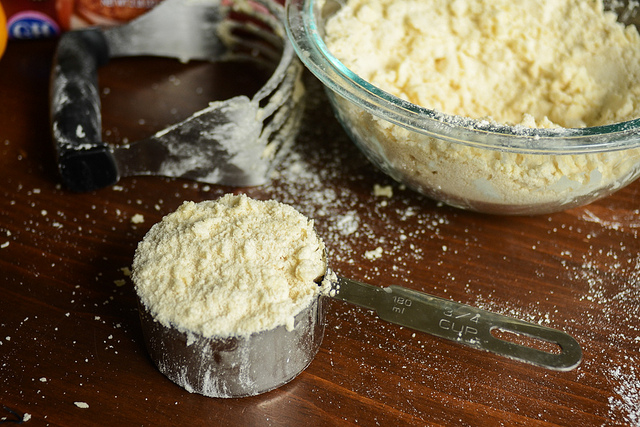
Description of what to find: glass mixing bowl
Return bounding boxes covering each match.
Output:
[285,0,640,215]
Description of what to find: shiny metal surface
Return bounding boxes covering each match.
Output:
[331,276,582,371]
[138,295,326,398]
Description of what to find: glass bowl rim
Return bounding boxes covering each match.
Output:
[284,0,640,155]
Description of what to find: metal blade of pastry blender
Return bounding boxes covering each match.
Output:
[50,0,303,192]
[330,276,582,371]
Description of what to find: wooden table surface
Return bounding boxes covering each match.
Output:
[1,39,639,427]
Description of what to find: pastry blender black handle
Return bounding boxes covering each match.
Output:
[50,28,119,192]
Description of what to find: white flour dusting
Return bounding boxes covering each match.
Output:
[468,222,640,425]
[569,251,640,425]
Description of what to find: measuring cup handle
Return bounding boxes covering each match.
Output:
[384,285,582,371]
[332,277,582,371]
[50,28,119,192]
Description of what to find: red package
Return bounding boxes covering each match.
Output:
[56,0,162,31]
[3,0,161,40]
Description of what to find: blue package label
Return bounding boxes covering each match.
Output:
[8,11,61,40]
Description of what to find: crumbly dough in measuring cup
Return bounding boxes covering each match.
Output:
[133,194,327,338]
[323,0,640,209]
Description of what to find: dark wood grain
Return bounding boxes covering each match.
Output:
[1,39,639,427]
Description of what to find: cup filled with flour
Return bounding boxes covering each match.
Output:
[286,0,640,214]
[132,194,329,398]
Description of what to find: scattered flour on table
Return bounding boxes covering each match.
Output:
[132,194,328,338]
[264,145,448,272]
[323,0,640,208]
[568,250,640,426]
[469,224,640,425]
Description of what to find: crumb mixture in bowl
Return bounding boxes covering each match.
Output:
[324,0,640,129]
[286,0,640,214]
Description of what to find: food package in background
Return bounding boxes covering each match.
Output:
[2,0,161,40]
[56,0,163,31]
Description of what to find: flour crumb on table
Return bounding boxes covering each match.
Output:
[373,184,393,198]
[131,214,145,224]
[364,247,384,261]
